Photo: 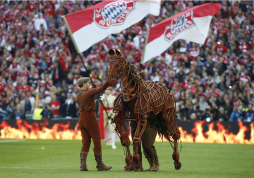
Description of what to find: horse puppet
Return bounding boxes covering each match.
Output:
[107,49,181,171]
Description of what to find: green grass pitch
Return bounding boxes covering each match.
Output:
[0,139,253,178]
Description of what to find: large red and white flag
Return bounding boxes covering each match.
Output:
[63,0,161,53]
[142,3,222,63]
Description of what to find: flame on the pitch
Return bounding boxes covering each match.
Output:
[0,120,81,140]
[0,120,253,144]
[155,121,254,144]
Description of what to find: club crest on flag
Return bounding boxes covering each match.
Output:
[164,11,194,41]
[94,1,135,28]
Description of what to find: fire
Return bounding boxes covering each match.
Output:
[0,120,81,140]
[191,121,254,144]
[155,121,254,144]
[0,120,253,144]
[178,127,194,143]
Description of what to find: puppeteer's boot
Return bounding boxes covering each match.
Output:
[153,149,159,171]
[80,152,89,171]
[94,153,112,171]
[144,151,150,171]
[145,151,155,171]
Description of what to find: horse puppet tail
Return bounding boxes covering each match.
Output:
[157,95,180,142]
[157,94,182,170]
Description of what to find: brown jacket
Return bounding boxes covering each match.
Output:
[76,81,109,112]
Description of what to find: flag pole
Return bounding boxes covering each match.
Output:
[34,86,40,109]
[62,16,80,54]
[62,15,97,88]
[141,28,150,64]
[62,15,109,116]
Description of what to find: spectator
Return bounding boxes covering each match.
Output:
[50,94,60,117]
[20,91,32,114]
[176,97,186,120]
[183,100,194,120]
[194,105,203,121]
[44,90,52,104]
[27,91,35,111]
[41,104,54,120]
[6,101,16,119]
[0,76,7,94]
[51,62,63,88]
[199,95,208,112]
[176,66,185,83]
[224,98,234,121]
[34,14,48,31]
[33,103,43,120]
[216,107,228,121]
[241,104,254,122]
[0,94,8,111]
[216,91,226,107]
[58,92,66,116]
[212,71,221,84]
[0,95,7,119]
[63,92,76,119]
[230,105,243,122]
[202,105,213,121]
[13,104,26,120]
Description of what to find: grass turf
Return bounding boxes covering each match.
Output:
[0,139,253,178]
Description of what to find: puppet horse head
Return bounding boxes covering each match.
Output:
[108,49,125,87]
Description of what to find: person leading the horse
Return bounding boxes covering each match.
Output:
[76,77,112,171]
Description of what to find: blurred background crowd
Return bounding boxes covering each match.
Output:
[0,0,253,122]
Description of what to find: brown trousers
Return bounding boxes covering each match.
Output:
[149,127,158,152]
[130,120,154,161]
[79,111,101,154]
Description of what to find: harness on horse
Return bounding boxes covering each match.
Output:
[79,91,85,112]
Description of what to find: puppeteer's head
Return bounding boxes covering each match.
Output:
[77,77,90,90]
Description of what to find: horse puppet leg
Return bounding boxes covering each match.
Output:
[168,117,182,170]
[112,114,133,171]
[172,138,181,170]
[166,96,182,170]
[132,116,148,171]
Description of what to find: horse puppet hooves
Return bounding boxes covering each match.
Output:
[172,152,179,162]
[124,166,133,171]
[174,161,181,170]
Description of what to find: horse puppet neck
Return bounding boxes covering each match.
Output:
[120,60,143,102]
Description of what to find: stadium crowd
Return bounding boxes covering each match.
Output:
[0,0,253,122]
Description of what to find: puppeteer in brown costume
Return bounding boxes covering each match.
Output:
[138,71,160,171]
[76,77,112,171]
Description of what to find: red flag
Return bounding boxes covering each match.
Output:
[142,3,222,63]
[63,0,160,53]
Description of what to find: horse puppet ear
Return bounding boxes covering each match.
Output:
[115,49,122,56]
[108,49,115,56]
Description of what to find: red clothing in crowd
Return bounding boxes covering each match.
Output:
[16,84,23,92]
[215,45,227,54]
[50,101,60,115]
[238,44,249,53]
[0,82,7,93]
[23,85,31,92]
